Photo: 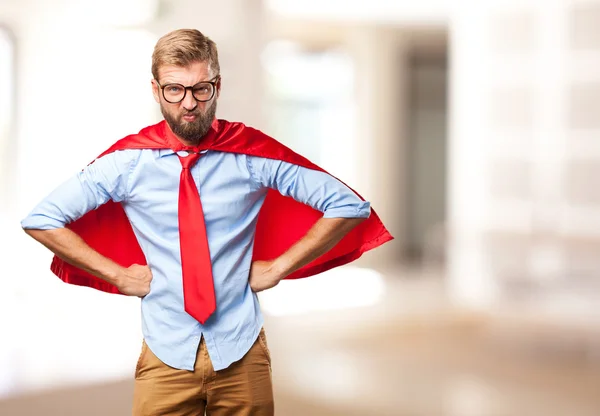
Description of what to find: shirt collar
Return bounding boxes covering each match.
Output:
[158,148,176,158]
[157,148,210,158]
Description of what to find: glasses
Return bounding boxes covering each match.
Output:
[156,75,220,104]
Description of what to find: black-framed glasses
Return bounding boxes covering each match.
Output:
[156,75,220,104]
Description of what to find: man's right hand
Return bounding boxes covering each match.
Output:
[117,264,153,297]
[22,228,153,296]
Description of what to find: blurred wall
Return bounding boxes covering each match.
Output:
[349,27,408,268]
[5,0,600,402]
[448,1,600,317]
[265,20,415,268]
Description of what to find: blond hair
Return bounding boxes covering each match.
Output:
[151,29,220,80]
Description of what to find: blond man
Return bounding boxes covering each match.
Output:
[21,29,391,415]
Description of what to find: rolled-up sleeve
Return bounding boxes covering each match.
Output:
[247,156,371,219]
[21,150,137,230]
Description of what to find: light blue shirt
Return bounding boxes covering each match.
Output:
[21,145,371,371]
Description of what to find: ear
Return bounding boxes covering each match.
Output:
[151,79,161,104]
[215,76,222,99]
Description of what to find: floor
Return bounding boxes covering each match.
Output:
[1,267,599,416]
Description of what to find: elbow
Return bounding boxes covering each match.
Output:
[351,216,368,227]
[337,217,367,236]
[340,216,367,230]
[22,227,42,240]
[22,224,53,241]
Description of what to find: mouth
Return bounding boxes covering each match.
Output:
[182,113,197,122]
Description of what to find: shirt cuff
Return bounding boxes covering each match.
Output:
[322,201,371,219]
[21,214,66,230]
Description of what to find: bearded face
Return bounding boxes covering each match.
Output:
[153,61,220,145]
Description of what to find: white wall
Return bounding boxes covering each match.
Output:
[1,0,268,396]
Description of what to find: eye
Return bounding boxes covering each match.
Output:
[167,85,183,93]
[194,86,210,94]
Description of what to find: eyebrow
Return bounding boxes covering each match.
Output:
[159,76,219,86]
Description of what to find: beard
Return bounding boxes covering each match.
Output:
[161,100,217,145]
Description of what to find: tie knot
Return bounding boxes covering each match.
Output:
[178,152,202,169]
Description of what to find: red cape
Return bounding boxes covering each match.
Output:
[51,119,393,294]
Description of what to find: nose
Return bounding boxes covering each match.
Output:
[181,89,197,111]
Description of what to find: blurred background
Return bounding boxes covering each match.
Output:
[1,0,600,415]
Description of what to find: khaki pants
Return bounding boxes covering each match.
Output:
[132,328,274,416]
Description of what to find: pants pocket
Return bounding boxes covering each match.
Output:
[134,340,148,379]
[257,328,271,365]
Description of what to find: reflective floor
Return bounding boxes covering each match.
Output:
[1,267,599,416]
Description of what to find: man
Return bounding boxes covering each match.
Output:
[21,29,391,415]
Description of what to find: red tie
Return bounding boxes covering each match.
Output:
[177,151,216,324]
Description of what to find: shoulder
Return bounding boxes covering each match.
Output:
[94,147,144,161]
[90,148,144,171]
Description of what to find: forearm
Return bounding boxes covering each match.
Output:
[24,227,124,286]
[270,217,366,279]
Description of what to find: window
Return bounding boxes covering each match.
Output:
[262,40,357,174]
